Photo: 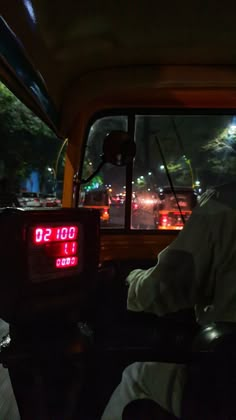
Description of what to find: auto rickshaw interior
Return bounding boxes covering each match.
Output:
[2,1,236,419]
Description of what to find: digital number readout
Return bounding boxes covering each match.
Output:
[32,225,79,271]
[45,241,77,257]
[56,257,78,268]
[34,226,78,243]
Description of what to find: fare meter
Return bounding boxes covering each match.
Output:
[29,224,80,282]
[0,208,100,323]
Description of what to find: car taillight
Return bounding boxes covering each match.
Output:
[133,203,138,210]
[160,215,168,226]
[34,198,39,202]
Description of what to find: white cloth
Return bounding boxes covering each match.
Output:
[102,183,236,420]
[102,362,187,420]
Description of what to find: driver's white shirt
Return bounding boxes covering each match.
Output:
[102,184,236,419]
[128,197,236,325]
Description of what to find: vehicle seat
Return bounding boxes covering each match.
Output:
[122,323,236,420]
[182,322,236,420]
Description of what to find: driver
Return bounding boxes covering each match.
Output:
[101,182,236,419]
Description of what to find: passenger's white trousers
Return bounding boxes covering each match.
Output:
[101,362,187,420]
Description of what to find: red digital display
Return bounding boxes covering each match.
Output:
[45,242,77,257]
[31,225,80,272]
[56,257,78,268]
[34,226,78,243]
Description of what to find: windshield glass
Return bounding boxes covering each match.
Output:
[132,114,236,229]
[80,116,128,227]
[83,190,110,206]
[158,190,196,211]
[0,82,65,208]
[82,113,236,230]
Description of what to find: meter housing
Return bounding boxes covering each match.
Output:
[0,208,100,324]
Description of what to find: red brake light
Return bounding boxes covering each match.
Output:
[160,216,168,225]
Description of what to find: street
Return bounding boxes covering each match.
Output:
[102,205,155,229]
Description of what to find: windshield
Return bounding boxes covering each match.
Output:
[0,82,66,207]
[81,113,236,230]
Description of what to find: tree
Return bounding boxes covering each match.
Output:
[201,124,236,183]
[0,82,63,190]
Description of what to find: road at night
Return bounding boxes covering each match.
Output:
[102,205,155,229]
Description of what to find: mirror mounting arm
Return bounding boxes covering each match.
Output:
[80,161,104,185]
[73,130,136,208]
[73,160,105,207]
[73,172,81,208]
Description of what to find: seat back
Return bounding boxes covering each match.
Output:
[182,322,236,420]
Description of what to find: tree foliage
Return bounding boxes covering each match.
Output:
[0,82,63,190]
[202,125,236,181]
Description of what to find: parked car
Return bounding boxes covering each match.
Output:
[19,192,41,207]
[43,194,61,208]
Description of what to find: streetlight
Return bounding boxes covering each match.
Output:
[47,167,56,194]
[182,155,195,189]
[55,138,68,178]
[228,117,236,136]
[228,125,236,136]
[48,167,55,174]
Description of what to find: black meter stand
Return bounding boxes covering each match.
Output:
[0,207,100,419]
[0,207,100,323]
[0,322,94,420]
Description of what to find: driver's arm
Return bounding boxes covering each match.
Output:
[127,208,214,316]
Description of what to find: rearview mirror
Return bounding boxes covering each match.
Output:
[74,130,136,207]
[103,130,136,166]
